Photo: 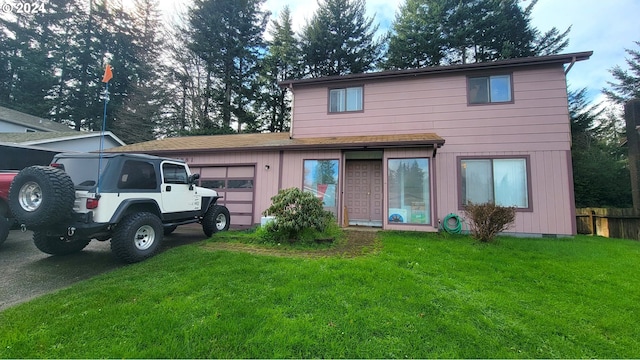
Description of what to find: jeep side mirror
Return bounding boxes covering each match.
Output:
[188,173,200,183]
[188,173,200,190]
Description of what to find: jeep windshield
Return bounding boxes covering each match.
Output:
[53,157,110,188]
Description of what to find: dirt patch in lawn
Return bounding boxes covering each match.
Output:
[201,229,380,258]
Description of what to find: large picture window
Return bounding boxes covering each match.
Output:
[304,160,339,215]
[329,86,363,112]
[468,74,512,104]
[388,158,430,225]
[460,158,529,208]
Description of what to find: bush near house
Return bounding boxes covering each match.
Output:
[463,202,516,242]
[261,187,336,244]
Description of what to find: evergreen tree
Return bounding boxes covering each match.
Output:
[603,41,640,105]
[384,0,569,69]
[252,6,300,133]
[111,0,167,143]
[0,0,68,118]
[187,0,269,133]
[299,0,382,77]
[384,0,445,69]
[569,89,631,208]
[163,16,211,137]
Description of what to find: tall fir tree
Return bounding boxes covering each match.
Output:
[187,0,269,133]
[0,0,171,142]
[252,6,301,133]
[384,0,569,70]
[569,89,631,207]
[603,41,640,105]
[299,0,382,77]
[0,0,68,118]
[111,0,167,144]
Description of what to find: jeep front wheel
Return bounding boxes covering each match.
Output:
[111,212,163,263]
[33,232,91,255]
[9,166,75,228]
[202,205,230,237]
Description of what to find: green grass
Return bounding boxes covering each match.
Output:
[1,232,639,358]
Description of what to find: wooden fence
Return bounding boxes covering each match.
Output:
[576,208,640,240]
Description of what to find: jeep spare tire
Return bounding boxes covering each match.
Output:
[8,166,75,228]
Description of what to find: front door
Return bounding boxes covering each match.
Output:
[345,160,383,226]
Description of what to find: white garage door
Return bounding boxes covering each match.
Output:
[192,166,255,228]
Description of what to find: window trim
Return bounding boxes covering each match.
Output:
[466,73,514,105]
[327,85,365,114]
[457,155,533,212]
[302,158,340,215]
[386,157,433,226]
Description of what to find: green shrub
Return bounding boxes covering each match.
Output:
[261,187,335,244]
[463,202,516,243]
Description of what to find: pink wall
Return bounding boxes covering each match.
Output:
[161,63,576,235]
[289,63,576,235]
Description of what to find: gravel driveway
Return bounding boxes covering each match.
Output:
[0,224,207,311]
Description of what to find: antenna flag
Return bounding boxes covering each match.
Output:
[102,64,113,83]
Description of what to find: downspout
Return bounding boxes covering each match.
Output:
[288,83,294,139]
[564,56,577,75]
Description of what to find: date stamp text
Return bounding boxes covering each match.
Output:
[1,2,47,14]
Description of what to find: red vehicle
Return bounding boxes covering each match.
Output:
[0,171,18,247]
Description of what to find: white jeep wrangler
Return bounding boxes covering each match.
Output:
[8,153,230,263]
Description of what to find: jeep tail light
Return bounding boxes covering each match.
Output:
[50,163,65,170]
[86,198,99,209]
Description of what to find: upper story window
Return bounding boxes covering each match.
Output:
[329,86,363,113]
[468,74,512,104]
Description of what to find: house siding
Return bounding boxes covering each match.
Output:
[291,66,570,152]
[114,54,586,236]
[167,150,342,227]
[289,63,575,236]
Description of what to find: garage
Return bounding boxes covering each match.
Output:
[191,165,255,228]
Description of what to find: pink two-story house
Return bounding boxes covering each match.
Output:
[114,51,591,236]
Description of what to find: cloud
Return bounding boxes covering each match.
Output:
[530,0,640,101]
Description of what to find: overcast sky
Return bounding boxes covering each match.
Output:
[162,0,640,106]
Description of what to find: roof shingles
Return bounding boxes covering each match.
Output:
[110,132,445,154]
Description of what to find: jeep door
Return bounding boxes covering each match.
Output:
[160,162,201,215]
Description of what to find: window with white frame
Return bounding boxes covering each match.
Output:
[460,158,529,208]
[303,159,339,216]
[468,75,512,104]
[388,158,431,225]
[329,86,363,112]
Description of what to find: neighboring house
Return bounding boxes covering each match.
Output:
[0,106,125,153]
[0,106,72,132]
[0,131,125,152]
[111,51,592,236]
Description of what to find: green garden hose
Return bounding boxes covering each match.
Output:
[442,213,462,234]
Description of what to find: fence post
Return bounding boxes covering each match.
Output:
[625,99,640,211]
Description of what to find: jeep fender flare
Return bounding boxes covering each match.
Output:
[201,196,222,215]
[109,199,162,224]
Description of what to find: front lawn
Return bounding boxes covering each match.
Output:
[1,231,639,358]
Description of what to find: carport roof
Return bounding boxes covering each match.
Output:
[109,132,445,154]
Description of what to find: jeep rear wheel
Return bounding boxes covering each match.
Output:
[202,205,230,237]
[33,232,91,255]
[111,212,163,263]
[9,166,75,228]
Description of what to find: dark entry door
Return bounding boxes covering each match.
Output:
[345,160,383,226]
